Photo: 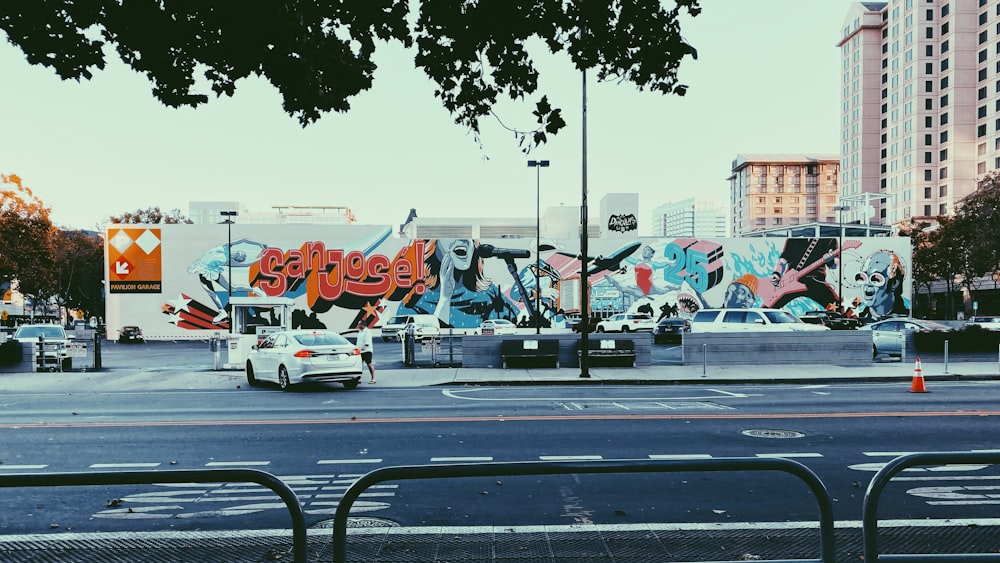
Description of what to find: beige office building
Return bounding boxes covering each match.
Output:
[839,1,999,227]
[728,154,841,236]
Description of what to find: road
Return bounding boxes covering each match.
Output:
[2,374,999,538]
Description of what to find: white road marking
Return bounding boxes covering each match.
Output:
[540,455,603,461]
[0,465,47,470]
[204,461,270,467]
[90,463,161,469]
[317,459,383,465]
[430,457,494,462]
[755,453,824,458]
[648,454,713,460]
[442,388,750,401]
[849,462,991,472]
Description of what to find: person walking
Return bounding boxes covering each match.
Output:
[356,322,376,383]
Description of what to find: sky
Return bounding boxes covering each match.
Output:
[0,1,853,233]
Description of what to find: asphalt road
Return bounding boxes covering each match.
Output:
[2,375,999,538]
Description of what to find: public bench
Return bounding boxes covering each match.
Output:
[579,338,636,367]
[500,339,560,368]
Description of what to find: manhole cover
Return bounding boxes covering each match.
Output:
[311,517,399,529]
[741,428,805,439]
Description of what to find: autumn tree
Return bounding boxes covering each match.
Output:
[52,229,105,320]
[0,173,56,301]
[0,1,699,151]
[108,207,192,224]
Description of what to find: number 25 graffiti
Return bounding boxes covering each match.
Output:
[661,239,724,294]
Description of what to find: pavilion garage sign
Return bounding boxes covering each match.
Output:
[107,228,163,294]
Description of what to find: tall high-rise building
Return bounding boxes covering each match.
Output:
[650,197,728,237]
[839,1,995,227]
[728,154,841,236]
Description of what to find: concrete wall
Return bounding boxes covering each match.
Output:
[682,332,872,366]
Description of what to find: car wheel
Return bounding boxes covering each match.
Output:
[278,366,292,391]
[246,361,259,387]
[872,345,878,360]
[597,326,605,333]
[622,326,631,333]
[343,378,359,390]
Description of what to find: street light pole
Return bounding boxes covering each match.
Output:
[220,210,238,333]
[833,205,850,308]
[527,160,549,335]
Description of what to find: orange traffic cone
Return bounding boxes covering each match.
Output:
[910,357,928,393]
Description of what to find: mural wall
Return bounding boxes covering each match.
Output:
[104,224,913,337]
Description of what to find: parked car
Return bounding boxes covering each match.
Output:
[567,316,601,333]
[117,325,145,343]
[653,318,690,344]
[799,310,862,330]
[689,308,831,333]
[476,319,518,336]
[12,324,70,370]
[859,317,954,359]
[964,315,1000,332]
[399,320,441,342]
[381,314,440,342]
[596,313,655,333]
[245,329,362,391]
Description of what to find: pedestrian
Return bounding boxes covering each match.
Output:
[356,321,375,383]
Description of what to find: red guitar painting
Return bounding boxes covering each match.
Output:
[755,240,862,308]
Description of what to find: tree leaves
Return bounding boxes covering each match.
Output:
[1,1,700,151]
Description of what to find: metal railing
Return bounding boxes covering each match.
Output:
[863,451,1000,562]
[0,468,308,563]
[331,457,837,563]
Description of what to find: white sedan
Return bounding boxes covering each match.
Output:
[245,330,363,391]
[476,319,518,335]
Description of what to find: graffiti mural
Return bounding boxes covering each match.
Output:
[104,224,912,338]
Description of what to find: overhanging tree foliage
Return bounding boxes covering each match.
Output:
[0,1,700,151]
[52,229,105,319]
[0,173,55,301]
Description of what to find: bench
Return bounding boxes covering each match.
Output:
[579,338,636,367]
[500,339,560,369]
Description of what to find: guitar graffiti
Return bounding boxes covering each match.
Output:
[755,240,862,309]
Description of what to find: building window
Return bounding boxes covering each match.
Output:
[940,130,949,142]
[939,203,947,215]
[773,208,782,215]
[939,166,948,178]
[924,186,932,198]
[924,152,933,163]
[979,86,988,99]
[941,112,949,125]
[925,80,933,92]
[940,185,948,197]
[979,105,988,118]
[940,76,949,88]
[979,161,987,174]
[979,124,988,137]
[980,31,989,45]
[924,134,932,145]
[940,94,949,107]
[924,169,933,181]
[925,116,933,127]
[924,204,932,216]
[942,21,950,34]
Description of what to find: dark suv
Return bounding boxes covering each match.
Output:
[118,325,144,343]
[653,318,690,344]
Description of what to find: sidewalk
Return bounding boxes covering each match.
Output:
[1,357,998,392]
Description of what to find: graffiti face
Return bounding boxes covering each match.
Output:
[723,282,755,308]
[855,251,901,315]
[439,239,475,271]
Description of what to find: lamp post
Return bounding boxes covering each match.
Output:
[527,159,549,334]
[219,210,238,333]
[833,205,850,308]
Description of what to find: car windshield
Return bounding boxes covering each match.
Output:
[918,321,952,331]
[293,332,350,346]
[14,326,66,339]
[763,311,802,324]
[388,316,408,325]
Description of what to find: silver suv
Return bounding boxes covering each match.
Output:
[689,308,830,333]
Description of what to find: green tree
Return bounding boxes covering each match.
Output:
[0,173,56,301]
[52,229,105,320]
[954,171,1000,282]
[108,207,192,224]
[0,1,699,151]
